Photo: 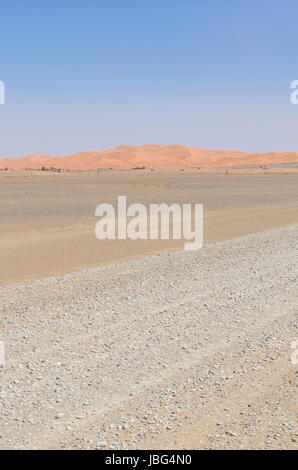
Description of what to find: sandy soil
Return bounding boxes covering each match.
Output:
[0,169,297,450]
[0,170,298,285]
[0,226,297,449]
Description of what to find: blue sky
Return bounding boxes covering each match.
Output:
[0,0,298,158]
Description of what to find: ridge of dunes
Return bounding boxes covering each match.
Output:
[1,144,298,169]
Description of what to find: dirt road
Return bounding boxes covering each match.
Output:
[0,226,297,449]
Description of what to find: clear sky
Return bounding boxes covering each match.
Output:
[1,0,298,158]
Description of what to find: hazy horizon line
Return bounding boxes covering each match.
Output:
[1,143,298,161]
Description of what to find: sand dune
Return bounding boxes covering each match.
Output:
[1,144,298,169]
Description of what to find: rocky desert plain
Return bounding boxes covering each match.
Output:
[0,145,297,449]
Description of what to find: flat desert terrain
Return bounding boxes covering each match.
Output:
[0,226,297,449]
[0,168,297,450]
[0,168,298,285]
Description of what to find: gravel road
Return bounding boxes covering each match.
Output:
[0,226,297,449]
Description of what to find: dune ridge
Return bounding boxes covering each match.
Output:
[1,144,298,169]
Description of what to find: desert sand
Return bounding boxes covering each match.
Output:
[0,169,298,285]
[0,226,297,449]
[1,144,298,170]
[0,168,297,450]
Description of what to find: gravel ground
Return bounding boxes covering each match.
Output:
[0,225,297,449]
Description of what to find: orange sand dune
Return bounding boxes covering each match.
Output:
[1,145,298,169]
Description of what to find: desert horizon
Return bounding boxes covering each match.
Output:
[1,0,297,455]
[2,143,298,170]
